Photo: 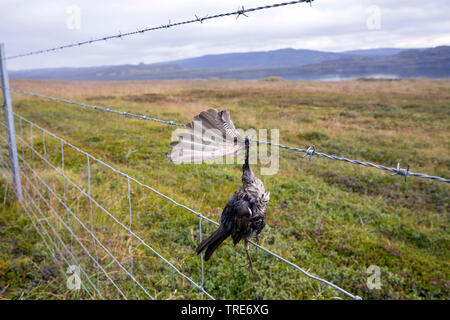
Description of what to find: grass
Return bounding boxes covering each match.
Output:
[0,77,449,300]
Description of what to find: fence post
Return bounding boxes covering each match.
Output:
[0,43,23,201]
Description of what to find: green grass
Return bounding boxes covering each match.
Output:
[0,78,448,300]
[0,170,85,299]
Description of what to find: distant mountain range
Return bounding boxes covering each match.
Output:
[171,48,410,70]
[10,46,450,81]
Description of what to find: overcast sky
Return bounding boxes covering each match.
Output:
[1,0,449,70]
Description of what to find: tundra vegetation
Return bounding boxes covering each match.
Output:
[0,78,448,300]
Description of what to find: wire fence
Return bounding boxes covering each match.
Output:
[1,0,448,301]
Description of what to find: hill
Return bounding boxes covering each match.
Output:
[10,46,450,81]
[170,48,346,70]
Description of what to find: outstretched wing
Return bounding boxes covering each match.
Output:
[168,108,245,163]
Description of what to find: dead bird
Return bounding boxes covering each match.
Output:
[169,108,270,272]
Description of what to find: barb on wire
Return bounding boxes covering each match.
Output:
[255,140,450,183]
[8,87,450,184]
[302,145,316,160]
[161,20,172,29]
[195,14,209,24]
[4,0,314,60]
[236,6,249,19]
[391,163,410,182]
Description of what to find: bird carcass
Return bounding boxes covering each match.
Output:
[168,108,270,272]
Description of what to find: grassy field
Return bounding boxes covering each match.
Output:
[0,77,449,300]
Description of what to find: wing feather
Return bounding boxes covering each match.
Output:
[169,108,245,163]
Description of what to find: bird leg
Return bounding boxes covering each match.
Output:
[244,240,253,274]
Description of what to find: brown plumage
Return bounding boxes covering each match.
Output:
[196,137,270,272]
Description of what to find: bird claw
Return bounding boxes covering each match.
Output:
[248,260,254,274]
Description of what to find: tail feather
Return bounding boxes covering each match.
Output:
[204,235,227,261]
[196,225,230,261]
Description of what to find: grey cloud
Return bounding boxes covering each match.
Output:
[0,0,448,70]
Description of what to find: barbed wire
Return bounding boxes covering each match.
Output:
[4,0,314,60]
[0,145,100,298]
[9,87,450,184]
[4,111,361,300]
[255,141,450,183]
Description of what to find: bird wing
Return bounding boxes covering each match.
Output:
[168,108,245,163]
[230,199,253,246]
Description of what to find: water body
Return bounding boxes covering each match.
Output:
[282,74,402,81]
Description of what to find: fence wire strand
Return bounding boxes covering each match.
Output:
[9,87,449,184]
